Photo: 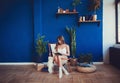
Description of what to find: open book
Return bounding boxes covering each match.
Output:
[54,52,62,55]
[49,44,63,56]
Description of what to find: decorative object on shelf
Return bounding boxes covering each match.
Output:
[66,26,77,66]
[57,6,61,13]
[93,14,97,21]
[82,16,85,21]
[85,15,93,21]
[79,15,93,22]
[56,0,79,17]
[72,0,82,12]
[57,8,63,13]
[56,12,79,14]
[88,0,100,21]
[63,10,66,13]
[56,12,79,18]
[57,0,61,13]
[78,20,100,26]
[65,9,69,13]
[79,16,82,22]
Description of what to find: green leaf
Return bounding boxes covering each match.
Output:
[35,34,48,57]
[66,26,76,57]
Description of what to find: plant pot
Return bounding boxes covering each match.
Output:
[73,8,76,12]
[36,55,43,63]
[92,14,97,21]
[36,63,44,71]
[70,58,77,66]
[65,9,69,13]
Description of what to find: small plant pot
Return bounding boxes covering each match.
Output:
[65,9,69,13]
[70,58,77,66]
[73,9,77,12]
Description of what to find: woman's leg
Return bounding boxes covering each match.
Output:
[54,55,63,78]
[54,55,69,78]
[54,55,59,65]
[54,55,63,66]
[57,56,63,78]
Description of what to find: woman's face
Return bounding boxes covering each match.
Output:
[58,39,62,45]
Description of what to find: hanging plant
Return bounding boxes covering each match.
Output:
[88,0,100,13]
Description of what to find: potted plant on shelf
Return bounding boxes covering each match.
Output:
[35,34,48,71]
[66,26,77,66]
[72,0,82,12]
[88,0,100,21]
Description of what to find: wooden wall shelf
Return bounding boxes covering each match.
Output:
[78,20,100,26]
[56,12,79,18]
[56,12,100,27]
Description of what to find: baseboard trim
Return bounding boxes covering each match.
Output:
[93,62,104,64]
[0,62,104,65]
[0,62,36,65]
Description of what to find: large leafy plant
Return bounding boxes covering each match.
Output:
[36,34,48,57]
[88,0,100,13]
[66,26,76,58]
[77,53,93,64]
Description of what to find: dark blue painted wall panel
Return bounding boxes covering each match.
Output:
[34,0,42,40]
[0,0,33,62]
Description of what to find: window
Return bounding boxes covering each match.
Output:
[116,0,120,43]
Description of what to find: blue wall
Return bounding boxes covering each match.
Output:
[0,0,34,62]
[42,0,103,62]
[0,0,103,62]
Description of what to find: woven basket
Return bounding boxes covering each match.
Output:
[76,65,96,73]
[36,63,44,71]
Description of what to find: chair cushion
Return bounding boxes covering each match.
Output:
[50,44,56,53]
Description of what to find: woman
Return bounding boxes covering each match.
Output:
[54,35,70,78]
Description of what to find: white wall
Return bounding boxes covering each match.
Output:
[103,0,116,64]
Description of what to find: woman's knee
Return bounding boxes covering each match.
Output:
[54,56,59,63]
[58,56,62,60]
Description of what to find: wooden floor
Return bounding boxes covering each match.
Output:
[0,64,120,83]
